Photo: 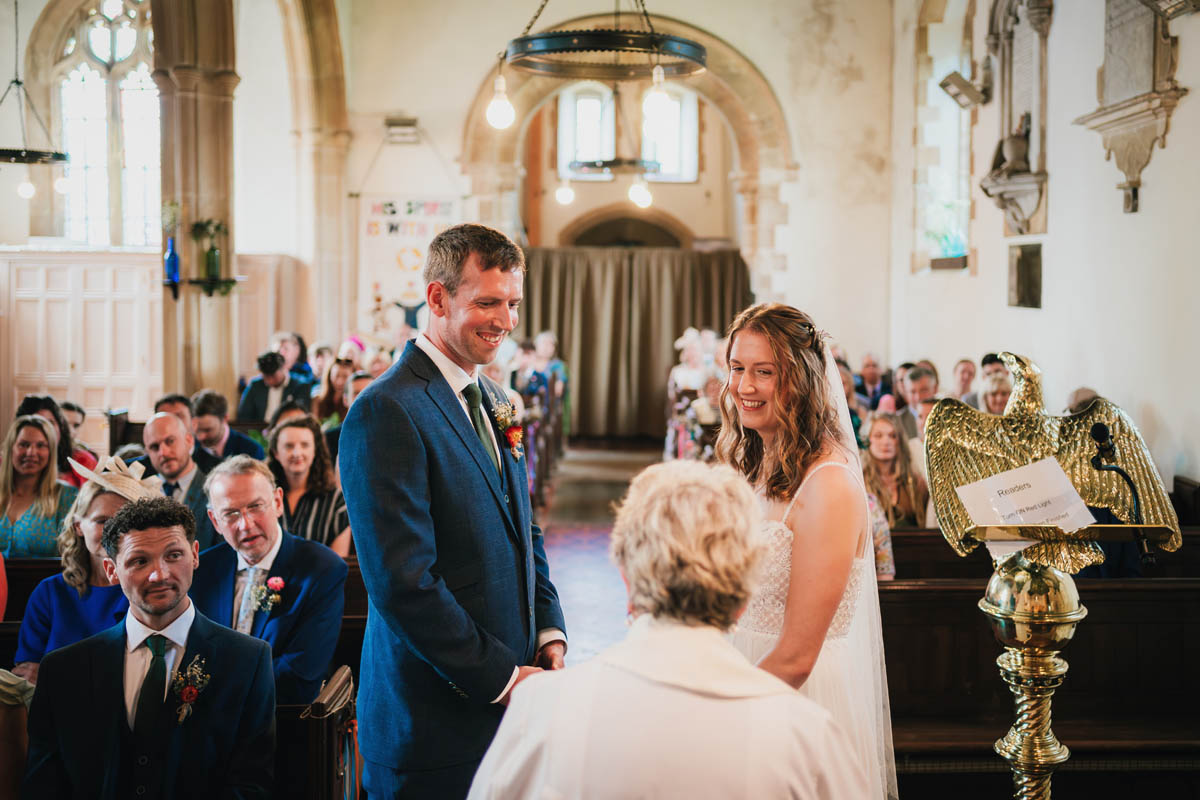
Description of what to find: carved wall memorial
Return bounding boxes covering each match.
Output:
[980,0,1052,235]
[1073,0,1188,212]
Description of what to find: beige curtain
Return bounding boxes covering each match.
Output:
[517,247,753,438]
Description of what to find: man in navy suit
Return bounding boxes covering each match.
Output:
[341,223,567,799]
[237,351,313,423]
[190,455,347,705]
[22,497,275,799]
[854,352,893,410]
[138,394,222,475]
[191,389,265,462]
[143,413,218,550]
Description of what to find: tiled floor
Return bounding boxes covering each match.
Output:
[541,446,661,663]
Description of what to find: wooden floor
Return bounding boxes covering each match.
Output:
[541,445,660,663]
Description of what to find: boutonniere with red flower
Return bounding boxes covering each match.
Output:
[251,577,285,612]
[171,655,211,724]
[491,401,523,459]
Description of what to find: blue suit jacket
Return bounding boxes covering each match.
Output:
[22,610,275,799]
[340,341,566,772]
[189,532,347,705]
[217,429,265,461]
[236,377,312,423]
[181,468,218,551]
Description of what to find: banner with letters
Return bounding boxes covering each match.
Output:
[357,194,461,337]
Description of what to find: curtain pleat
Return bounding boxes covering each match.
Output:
[518,247,753,438]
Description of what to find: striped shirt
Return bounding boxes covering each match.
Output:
[282,488,349,547]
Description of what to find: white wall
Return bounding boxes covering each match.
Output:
[891,0,1200,482]
[233,0,297,255]
[344,0,896,361]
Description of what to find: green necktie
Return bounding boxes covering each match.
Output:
[462,382,499,473]
[135,634,168,735]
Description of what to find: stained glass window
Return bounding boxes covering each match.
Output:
[56,0,158,246]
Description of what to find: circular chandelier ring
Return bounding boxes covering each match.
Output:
[569,157,660,175]
[1,149,68,165]
[505,29,706,79]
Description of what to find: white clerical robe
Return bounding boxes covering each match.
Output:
[468,615,869,800]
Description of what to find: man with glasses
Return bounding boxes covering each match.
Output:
[189,455,347,705]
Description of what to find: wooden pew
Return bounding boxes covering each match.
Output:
[889,527,1200,580]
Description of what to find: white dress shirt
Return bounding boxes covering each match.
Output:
[468,615,868,799]
[165,462,198,502]
[123,600,196,729]
[414,334,565,701]
[265,374,291,421]
[232,531,284,627]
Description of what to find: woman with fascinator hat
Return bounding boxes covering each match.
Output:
[10,457,162,685]
[719,303,897,799]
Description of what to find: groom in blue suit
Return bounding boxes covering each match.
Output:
[22,497,275,799]
[341,224,566,799]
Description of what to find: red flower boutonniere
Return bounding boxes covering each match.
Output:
[171,655,211,724]
[251,577,285,612]
[491,401,524,459]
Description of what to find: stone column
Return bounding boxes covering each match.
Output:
[151,0,240,399]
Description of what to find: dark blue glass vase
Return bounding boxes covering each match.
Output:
[164,236,180,283]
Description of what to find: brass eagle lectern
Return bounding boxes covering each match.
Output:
[924,352,1181,799]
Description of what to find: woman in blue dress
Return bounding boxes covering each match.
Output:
[11,456,161,684]
[0,416,77,558]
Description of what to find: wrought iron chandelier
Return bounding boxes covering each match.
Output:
[504,0,706,80]
[1,0,68,167]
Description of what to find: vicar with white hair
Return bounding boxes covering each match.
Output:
[467,460,867,799]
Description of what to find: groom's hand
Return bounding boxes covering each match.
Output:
[533,641,566,670]
[499,665,543,706]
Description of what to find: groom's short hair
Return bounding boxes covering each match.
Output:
[424,223,524,295]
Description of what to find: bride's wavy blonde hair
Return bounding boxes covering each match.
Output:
[715,303,842,501]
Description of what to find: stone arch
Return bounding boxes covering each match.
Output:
[558,203,694,249]
[460,13,797,286]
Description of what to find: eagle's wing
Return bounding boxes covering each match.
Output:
[1058,398,1181,551]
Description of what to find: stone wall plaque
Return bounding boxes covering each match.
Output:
[1074,0,1187,212]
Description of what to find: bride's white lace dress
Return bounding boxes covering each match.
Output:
[730,461,899,799]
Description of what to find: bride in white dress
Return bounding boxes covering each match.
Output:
[718,304,898,799]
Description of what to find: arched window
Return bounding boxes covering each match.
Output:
[641,83,698,183]
[557,82,616,181]
[54,0,159,246]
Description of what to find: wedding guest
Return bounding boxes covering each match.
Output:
[470,460,868,799]
[272,330,314,384]
[267,417,351,557]
[916,359,939,387]
[12,457,161,684]
[137,393,221,476]
[337,336,365,369]
[838,360,869,447]
[142,413,217,549]
[891,362,916,412]
[238,350,313,423]
[950,358,976,403]
[867,494,896,580]
[312,357,354,425]
[907,397,940,528]
[533,331,568,398]
[897,365,937,439]
[1,416,77,558]
[266,399,310,436]
[324,371,374,466]
[861,412,929,529]
[192,456,347,704]
[1066,386,1100,415]
[962,352,1009,408]
[15,395,97,488]
[854,352,892,410]
[59,401,97,458]
[982,372,1013,415]
[191,389,264,461]
[309,342,335,385]
[22,497,276,798]
[513,340,549,396]
[366,348,393,379]
[718,304,896,798]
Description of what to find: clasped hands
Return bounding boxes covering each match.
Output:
[500,640,565,706]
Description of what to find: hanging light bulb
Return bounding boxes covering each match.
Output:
[554,180,575,205]
[628,178,652,209]
[644,63,670,124]
[486,73,516,130]
[54,175,70,194]
[16,180,36,199]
